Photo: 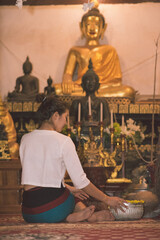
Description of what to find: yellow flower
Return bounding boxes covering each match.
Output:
[127,200,144,204]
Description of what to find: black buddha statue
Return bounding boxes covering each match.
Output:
[8,56,39,101]
[44,76,56,96]
[70,59,110,127]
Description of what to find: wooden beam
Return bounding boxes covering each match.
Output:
[0,0,160,6]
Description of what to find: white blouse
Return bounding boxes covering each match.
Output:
[20,130,90,189]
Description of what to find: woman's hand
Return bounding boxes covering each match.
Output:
[65,183,89,200]
[71,189,89,200]
[104,196,128,213]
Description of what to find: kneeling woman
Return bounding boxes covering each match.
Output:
[20,96,126,223]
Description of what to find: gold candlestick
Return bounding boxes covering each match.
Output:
[116,137,121,150]
[88,115,92,122]
[110,127,114,153]
[77,122,81,139]
[77,122,85,165]
[99,122,103,148]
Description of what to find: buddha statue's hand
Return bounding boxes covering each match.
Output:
[62,73,73,94]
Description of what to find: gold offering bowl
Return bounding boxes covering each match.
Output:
[110,200,144,221]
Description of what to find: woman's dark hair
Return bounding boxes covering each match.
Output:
[37,96,69,122]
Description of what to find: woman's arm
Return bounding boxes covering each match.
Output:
[82,182,127,212]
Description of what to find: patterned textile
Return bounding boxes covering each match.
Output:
[0,214,160,240]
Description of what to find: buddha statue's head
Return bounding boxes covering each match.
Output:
[80,8,107,40]
[47,76,53,86]
[81,58,100,94]
[23,56,33,75]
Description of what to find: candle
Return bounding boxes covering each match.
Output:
[100,102,103,122]
[88,96,91,116]
[111,109,113,128]
[78,102,81,122]
[122,115,125,131]
[67,115,70,128]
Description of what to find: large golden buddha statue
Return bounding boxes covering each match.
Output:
[0,95,19,159]
[55,5,135,100]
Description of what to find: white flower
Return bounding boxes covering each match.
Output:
[82,3,88,11]
[121,126,131,136]
[81,136,89,141]
[104,127,110,134]
[15,0,26,9]
[126,118,141,135]
[95,136,100,140]
[71,127,77,135]
[132,125,140,132]
[140,132,145,140]
[126,118,140,131]
[82,1,94,11]
[126,118,134,126]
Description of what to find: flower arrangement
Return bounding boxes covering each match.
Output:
[104,118,145,146]
[121,118,145,145]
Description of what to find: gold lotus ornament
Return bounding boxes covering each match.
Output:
[99,149,122,179]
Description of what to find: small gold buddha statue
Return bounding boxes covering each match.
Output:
[55,5,136,100]
[0,96,19,159]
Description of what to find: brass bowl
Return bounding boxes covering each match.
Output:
[110,202,144,221]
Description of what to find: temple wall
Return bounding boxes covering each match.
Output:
[0,3,160,100]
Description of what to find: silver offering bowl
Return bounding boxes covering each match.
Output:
[110,201,144,221]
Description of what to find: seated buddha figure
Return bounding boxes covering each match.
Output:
[44,76,56,96]
[55,7,135,100]
[8,57,39,101]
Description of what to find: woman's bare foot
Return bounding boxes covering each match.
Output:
[88,210,115,222]
[66,205,95,223]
